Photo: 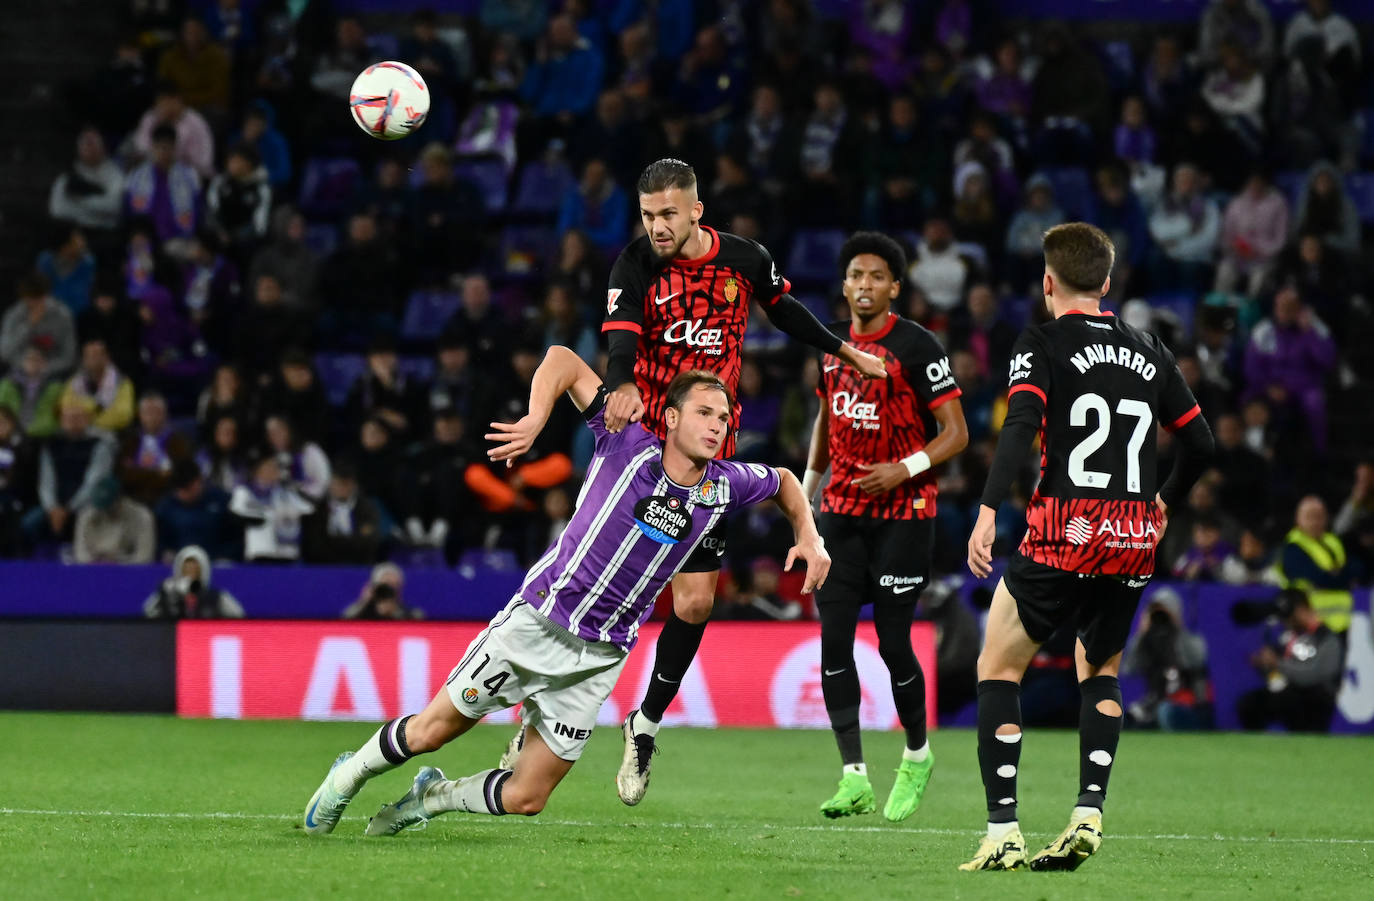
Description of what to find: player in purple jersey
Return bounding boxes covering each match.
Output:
[302,346,829,837]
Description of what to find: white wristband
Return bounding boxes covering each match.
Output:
[802,469,824,501]
[901,450,932,479]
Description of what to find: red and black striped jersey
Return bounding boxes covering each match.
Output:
[601,227,790,458]
[818,313,961,520]
[1007,310,1201,575]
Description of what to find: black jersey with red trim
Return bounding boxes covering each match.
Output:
[1006,309,1201,575]
[601,226,790,458]
[818,313,961,520]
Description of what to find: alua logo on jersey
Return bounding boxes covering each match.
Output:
[663,318,724,353]
[832,390,880,429]
[633,495,694,544]
[1066,515,1158,547]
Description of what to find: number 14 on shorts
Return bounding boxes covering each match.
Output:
[448,652,511,703]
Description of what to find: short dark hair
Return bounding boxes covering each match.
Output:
[665,370,732,415]
[171,458,203,490]
[151,124,178,145]
[839,231,906,281]
[1042,222,1115,293]
[227,142,260,168]
[637,158,696,195]
[17,272,49,299]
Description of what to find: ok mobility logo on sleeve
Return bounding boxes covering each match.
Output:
[634,495,694,544]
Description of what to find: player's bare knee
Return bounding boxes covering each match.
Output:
[1096,699,1122,718]
[674,591,714,623]
[995,723,1022,739]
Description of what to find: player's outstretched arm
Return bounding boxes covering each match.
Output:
[602,329,644,432]
[801,406,830,502]
[762,294,888,379]
[774,468,831,593]
[487,346,602,466]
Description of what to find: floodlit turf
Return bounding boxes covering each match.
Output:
[1,713,1370,900]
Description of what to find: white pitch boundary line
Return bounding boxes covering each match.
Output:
[1,808,1372,846]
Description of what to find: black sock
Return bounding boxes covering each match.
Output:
[875,602,926,751]
[819,601,864,766]
[639,613,708,723]
[1078,675,1123,811]
[976,680,1022,824]
[489,769,514,815]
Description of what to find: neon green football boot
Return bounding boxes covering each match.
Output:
[820,771,876,818]
[883,750,934,822]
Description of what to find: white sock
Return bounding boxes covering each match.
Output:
[632,710,660,738]
[423,769,511,816]
[987,819,1020,840]
[903,742,930,763]
[843,763,867,777]
[1073,805,1101,823]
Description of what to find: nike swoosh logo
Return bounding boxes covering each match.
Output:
[655,674,681,684]
[823,364,841,373]
[823,668,846,676]
[655,291,681,305]
[305,798,320,828]
[896,674,918,687]
[892,585,917,594]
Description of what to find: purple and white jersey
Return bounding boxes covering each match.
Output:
[517,391,781,651]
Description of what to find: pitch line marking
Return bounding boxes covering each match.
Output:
[1,808,1371,846]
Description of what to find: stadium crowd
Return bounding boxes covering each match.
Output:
[2,0,1373,616]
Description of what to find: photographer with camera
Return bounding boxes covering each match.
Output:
[1122,588,1213,731]
[143,544,243,618]
[1237,588,1343,733]
[342,562,423,621]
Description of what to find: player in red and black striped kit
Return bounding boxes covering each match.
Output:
[962,224,1214,873]
[802,232,968,822]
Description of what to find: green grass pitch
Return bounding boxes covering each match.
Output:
[1,712,1370,899]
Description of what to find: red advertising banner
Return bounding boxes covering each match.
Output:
[177,620,937,729]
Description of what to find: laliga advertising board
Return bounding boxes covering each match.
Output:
[177,621,936,729]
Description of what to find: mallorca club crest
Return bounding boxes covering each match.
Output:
[723,278,739,303]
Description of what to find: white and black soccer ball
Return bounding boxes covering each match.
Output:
[348,61,430,141]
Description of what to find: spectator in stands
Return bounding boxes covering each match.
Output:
[144,544,243,618]
[1164,102,1250,194]
[1271,28,1356,169]
[264,414,331,503]
[1279,494,1354,633]
[24,397,114,543]
[1140,33,1196,133]
[716,557,802,621]
[309,16,372,104]
[1200,0,1275,68]
[197,414,246,494]
[1028,24,1108,165]
[443,273,507,367]
[952,111,1017,209]
[796,81,861,226]
[551,230,604,324]
[229,448,314,564]
[259,349,328,448]
[535,280,597,364]
[520,12,604,125]
[232,273,311,384]
[157,16,230,117]
[196,364,252,443]
[948,283,1016,382]
[407,142,485,275]
[672,25,746,124]
[733,84,796,191]
[1114,95,1158,170]
[428,335,489,426]
[1089,164,1150,297]
[1238,588,1343,732]
[1211,412,1271,524]
[398,8,466,124]
[155,459,234,562]
[69,36,153,139]
[0,346,63,439]
[1242,285,1336,454]
[1333,461,1374,537]
[1220,528,1282,585]
[231,100,291,189]
[1,274,77,378]
[1292,161,1360,257]
[206,143,272,262]
[571,89,641,189]
[1148,163,1221,291]
[118,391,192,506]
[1215,169,1289,297]
[734,358,780,462]
[342,562,422,620]
[400,407,475,554]
[77,279,142,381]
[908,215,977,313]
[179,229,240,346]
[73,475,155,564]
[126,125,202,245]
[248,208,318,314]
[951,161,1000,261]
[974,38,1031,127]
[136,289,209,414]
[554,157,629,254]
[0,407,35,557]
[318,214,400,348]
[1282,0,1361,86]
[1005,174,1066,288]
[482,0,548,44]
[520,483,574,566]
[49,128,124,234]
[1200,43,1266,154]
[1172,515,1236,582]
[345,335,426,445]
[62,339,134,433]
[303,459,384,565]
[132,83,215,179]
[354,415,405,522]
[1270,233,1351,329]
[871,92,945,229]
[1123,588,1213,730]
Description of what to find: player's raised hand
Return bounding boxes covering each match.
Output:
[603,383,644,433]
[486,415,543,467]
[852,462,908,495]
[966,505,997,579]
[785,535,831,594]
[839,343,889,380]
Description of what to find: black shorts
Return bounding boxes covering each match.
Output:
[815,513,934,608]
[1003,553,1150,666]
[679,516,728,573]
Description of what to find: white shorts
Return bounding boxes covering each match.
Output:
[445,599,627,761]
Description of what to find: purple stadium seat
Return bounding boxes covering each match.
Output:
[454,157,509,214]
[1146,293,1197,338]
[366,33,399,60]
[299,157,362,219]
[1276,170,1305,209]
[400,290,462,341]
[497,225,557,278]
[512,161,573,216]
[787,229,847,285]
[303,223,339,257]
[1042,167,1094,220]
[315,353,367,407]
[1345,173,1374,223]
[398,355,436,383]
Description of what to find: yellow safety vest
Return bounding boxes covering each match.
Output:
[1281,529,1353,633]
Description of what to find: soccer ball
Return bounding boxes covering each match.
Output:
[349,62,430,141]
